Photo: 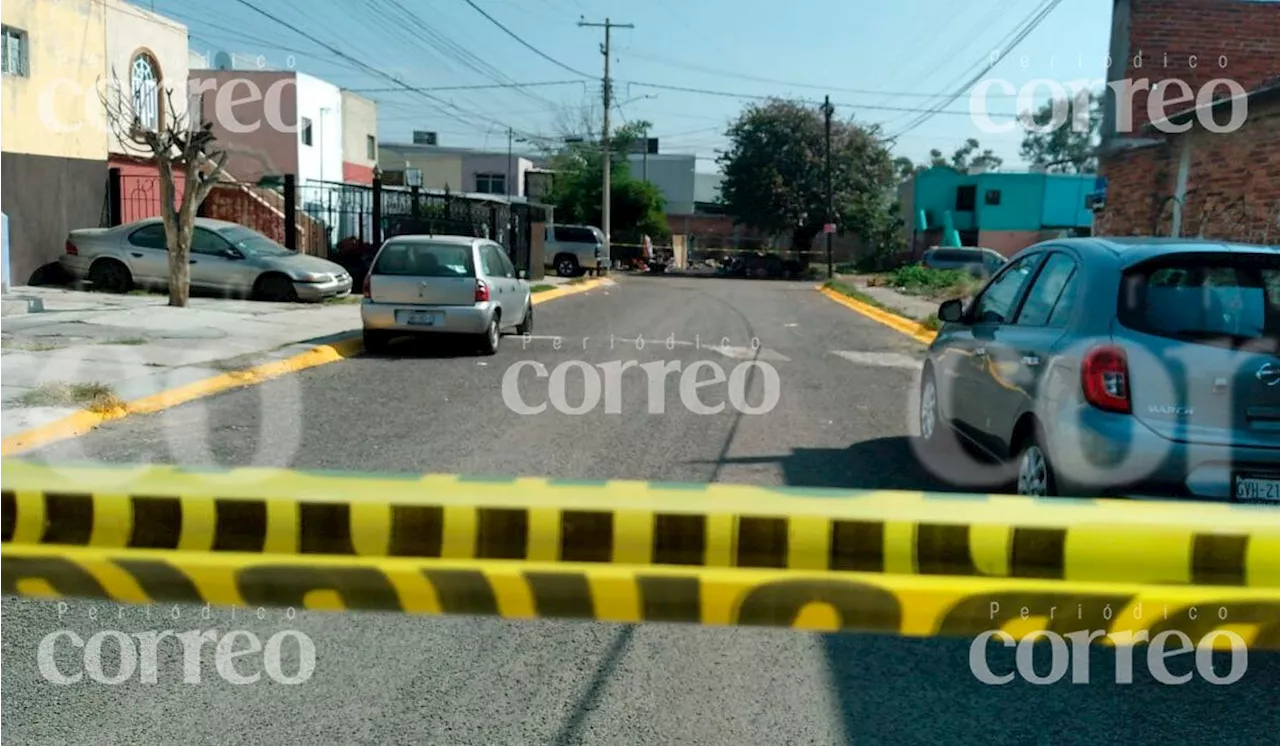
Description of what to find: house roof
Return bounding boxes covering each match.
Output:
[1146,77,1280,132]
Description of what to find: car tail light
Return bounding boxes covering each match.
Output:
[362,274,371,298]
[1082,345,1131,414]
[475,279,490,302]
[65,240,79,256]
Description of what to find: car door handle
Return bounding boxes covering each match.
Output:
[130,252,143,258]
[189,259,197,264]
[974,345,987,356]
[1022,355,1041,366]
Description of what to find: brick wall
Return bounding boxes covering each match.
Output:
[1120,0,1280,134]
[1099,99,1280,241]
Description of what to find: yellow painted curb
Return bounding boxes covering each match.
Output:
[0,335,363,457]
[531,276,612,305]
[819,285,938,345]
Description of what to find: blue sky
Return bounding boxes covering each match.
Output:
[158,0,1113,174]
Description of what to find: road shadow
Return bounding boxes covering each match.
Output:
[618,271,822,283]
[366,333,496,360]
[688,435,1013,494]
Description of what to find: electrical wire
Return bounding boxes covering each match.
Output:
[460,0,594,78]
[619,81,1020,118]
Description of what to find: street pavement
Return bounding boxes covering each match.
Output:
[5,275,1277,745]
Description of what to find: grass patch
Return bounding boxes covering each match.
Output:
[567,277,591,285]
[530,284,556,293]
[822,279,895,313]
[103,337,148,345]
[886,264,983,299]
[2,338,64,352]
[15,382,124,413]
[919,314,941,331]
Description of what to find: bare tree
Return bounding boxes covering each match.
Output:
[100,71,228,307]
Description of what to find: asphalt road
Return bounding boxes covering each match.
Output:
[6,276,1277,745]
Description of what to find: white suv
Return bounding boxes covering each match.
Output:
[545,224,608,277]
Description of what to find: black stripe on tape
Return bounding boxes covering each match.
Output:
[476,507,528,560]
[1191,534,1248,586]
[212,499,267,552]
[1010,528,1067,579]
[915,524,977,575]
[737,516,787,568]
[653,513,706,565]
[526,572,595,618]
[1,490,15,542]
[637,576,701,623]
[42,493,93,545]
[389,505,444,557]
[560,510,613,563]
[299,502,355,554]
[829,520,884,572]
[128,496,183,549]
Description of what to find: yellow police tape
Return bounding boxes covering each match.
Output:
[4,459,1279,588]
[5,543,1279,648]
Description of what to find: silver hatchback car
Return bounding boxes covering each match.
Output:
[920,238,1280,502]
[361,235,533,355]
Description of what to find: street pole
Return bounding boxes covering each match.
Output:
[579,17,633,264]
[507,127,513,196]
[823,95,834,279]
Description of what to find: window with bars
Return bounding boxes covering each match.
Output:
[2,25,29,77]
[130,52,160,130]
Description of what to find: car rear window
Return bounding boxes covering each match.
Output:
[373,242,474,277]
[554,226,597,244]
[927,249,982,264]
[1118,253,1280,347]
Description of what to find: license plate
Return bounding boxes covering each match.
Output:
[404,311,439,326]
[1233,475,1280,503]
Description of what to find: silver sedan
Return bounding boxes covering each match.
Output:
[60,217,352,302]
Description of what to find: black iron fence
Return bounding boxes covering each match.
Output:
[107,169,549,284]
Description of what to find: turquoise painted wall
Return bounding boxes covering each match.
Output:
[907,167,1094,235]
[1041,174,1095,228]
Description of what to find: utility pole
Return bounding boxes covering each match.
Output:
[579,17,633,264]
[822,95,834,279]
[507,127,513,196]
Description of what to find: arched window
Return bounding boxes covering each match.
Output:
[130,52,160,130]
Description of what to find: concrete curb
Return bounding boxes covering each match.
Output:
[1,277,613,456]
[817,285,938,345]
[0,335,363,456]
[530,276,613,305]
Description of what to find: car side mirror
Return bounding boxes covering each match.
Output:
[518,269,528,279]
[938,298,964,324]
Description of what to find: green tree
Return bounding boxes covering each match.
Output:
[544,120,668,244]
[928,138,1003,172]
[1019,91,1101,173]
[716,99,896,249]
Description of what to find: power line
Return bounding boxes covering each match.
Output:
[623,51,1020,99]
[351,80,585,93]
[462,0,594,78]
[226,0,549,140]
[619,81,1021,117]
[890,0,1065,137]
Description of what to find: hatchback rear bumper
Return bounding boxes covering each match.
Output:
[1052,407,1280,502]
[361,301,494,335]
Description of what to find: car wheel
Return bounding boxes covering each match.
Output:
[1016,427,1058,497]
[515,301,533,335]
[919,367,941,444]
[555,254,579,278]
[255,274,298,303]
[88,259,132,294]
[477,316,500,355]
[363,329,390,354]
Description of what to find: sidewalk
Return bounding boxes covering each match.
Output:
[832,274,943,322]
[2,287,361,439]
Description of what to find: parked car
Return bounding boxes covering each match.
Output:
[60,217,351,302]
[922,247,1008,278]
[361,235,532,355]
[544,224,608,277]
[919,237,1280,502]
